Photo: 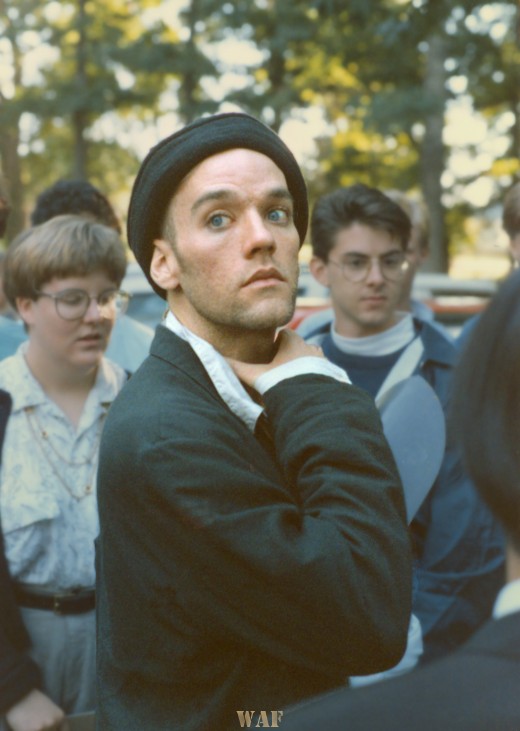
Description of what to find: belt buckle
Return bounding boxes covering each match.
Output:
[53,594,64,615]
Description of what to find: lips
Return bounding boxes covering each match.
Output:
[77,332,103,343]
[243,267,285,286]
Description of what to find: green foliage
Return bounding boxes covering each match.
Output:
[0,0,517,262]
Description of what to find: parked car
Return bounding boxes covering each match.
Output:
[411,273,497,335]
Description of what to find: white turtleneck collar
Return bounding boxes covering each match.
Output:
[332,312,416,356]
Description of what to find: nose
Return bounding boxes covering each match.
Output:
[365,258,385,285]
[242,210,276,257]
[83,297,104,322]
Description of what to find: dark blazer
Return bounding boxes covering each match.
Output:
[282,609,520,731]
[95,325,413,731]
[0,389,42,714]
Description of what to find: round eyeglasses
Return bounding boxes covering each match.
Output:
[35,288,131,321]
[328,251,409,283]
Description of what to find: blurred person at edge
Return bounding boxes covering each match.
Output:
[457,180,520,349]
[304,183,505,665]
[22,179,154,372]
[0,215,129,731]
[297,189,448,339]
[0,188,27,359]
[282,267,520,731]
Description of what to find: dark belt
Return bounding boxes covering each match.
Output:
[13,584,95,615]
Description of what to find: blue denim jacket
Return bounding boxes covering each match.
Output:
[305,317,506,662]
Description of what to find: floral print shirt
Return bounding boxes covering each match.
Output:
[0,345,126,590]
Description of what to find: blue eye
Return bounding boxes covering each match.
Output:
[208,213,229,228]
[267,208,291,223]
[268,208,290,223]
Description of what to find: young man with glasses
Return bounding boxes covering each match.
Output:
[306,183,505,667]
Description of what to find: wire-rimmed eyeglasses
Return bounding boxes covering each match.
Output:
[35,288,131,321]
[328,251,409,283]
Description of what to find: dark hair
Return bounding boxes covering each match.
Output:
[502,181,520,239]
[31,179,121,234]
[310,183,411,261]
[452,269,520,552]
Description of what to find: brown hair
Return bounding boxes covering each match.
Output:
[4,214,127,310]
[311,184,411,261]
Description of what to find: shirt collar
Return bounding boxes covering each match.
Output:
[163,312,262,431]
[331,312,415,356]
[492,578,520,620]
[2,344,125,415]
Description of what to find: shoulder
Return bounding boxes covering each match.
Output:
[300,320,331,346]
[111,315,154,342]
[0,349,28,392]
[283,617,520,731]
[105,315,154,372]
[296,308,333,339]
[416,319,456,368]
[454,313,480,351]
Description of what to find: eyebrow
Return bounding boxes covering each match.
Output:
[190,187,293,214]
[342,249,403,259]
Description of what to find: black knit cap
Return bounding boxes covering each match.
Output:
[127,112,308,298]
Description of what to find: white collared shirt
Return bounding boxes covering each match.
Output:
[0,345,127,590]
[163,311,350,431]
[492,578,520,620]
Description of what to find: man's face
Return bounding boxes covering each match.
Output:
[311,222,405,338]
[153,148,300,346]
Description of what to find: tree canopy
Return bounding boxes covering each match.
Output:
[0,0,518,269]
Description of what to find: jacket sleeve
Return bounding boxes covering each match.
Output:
[411,439,505,661]
[0,390,42,714]
[411,355,505,661]
[0,533,42,714]
[97,374,412,679]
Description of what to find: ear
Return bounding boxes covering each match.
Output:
[15,297,36,328]
[309,256,331,288]
[150,239,181,292]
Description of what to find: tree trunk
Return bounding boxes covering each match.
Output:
[513,1,520,160]
[420,33,448,273]
[72,0,88,179]
[0,109,24,241]
[0,11,26,242]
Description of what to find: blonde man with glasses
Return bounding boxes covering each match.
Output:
[0,215,129,730]
[306,183,505,669]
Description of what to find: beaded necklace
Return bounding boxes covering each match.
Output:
[24,405,105,502]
